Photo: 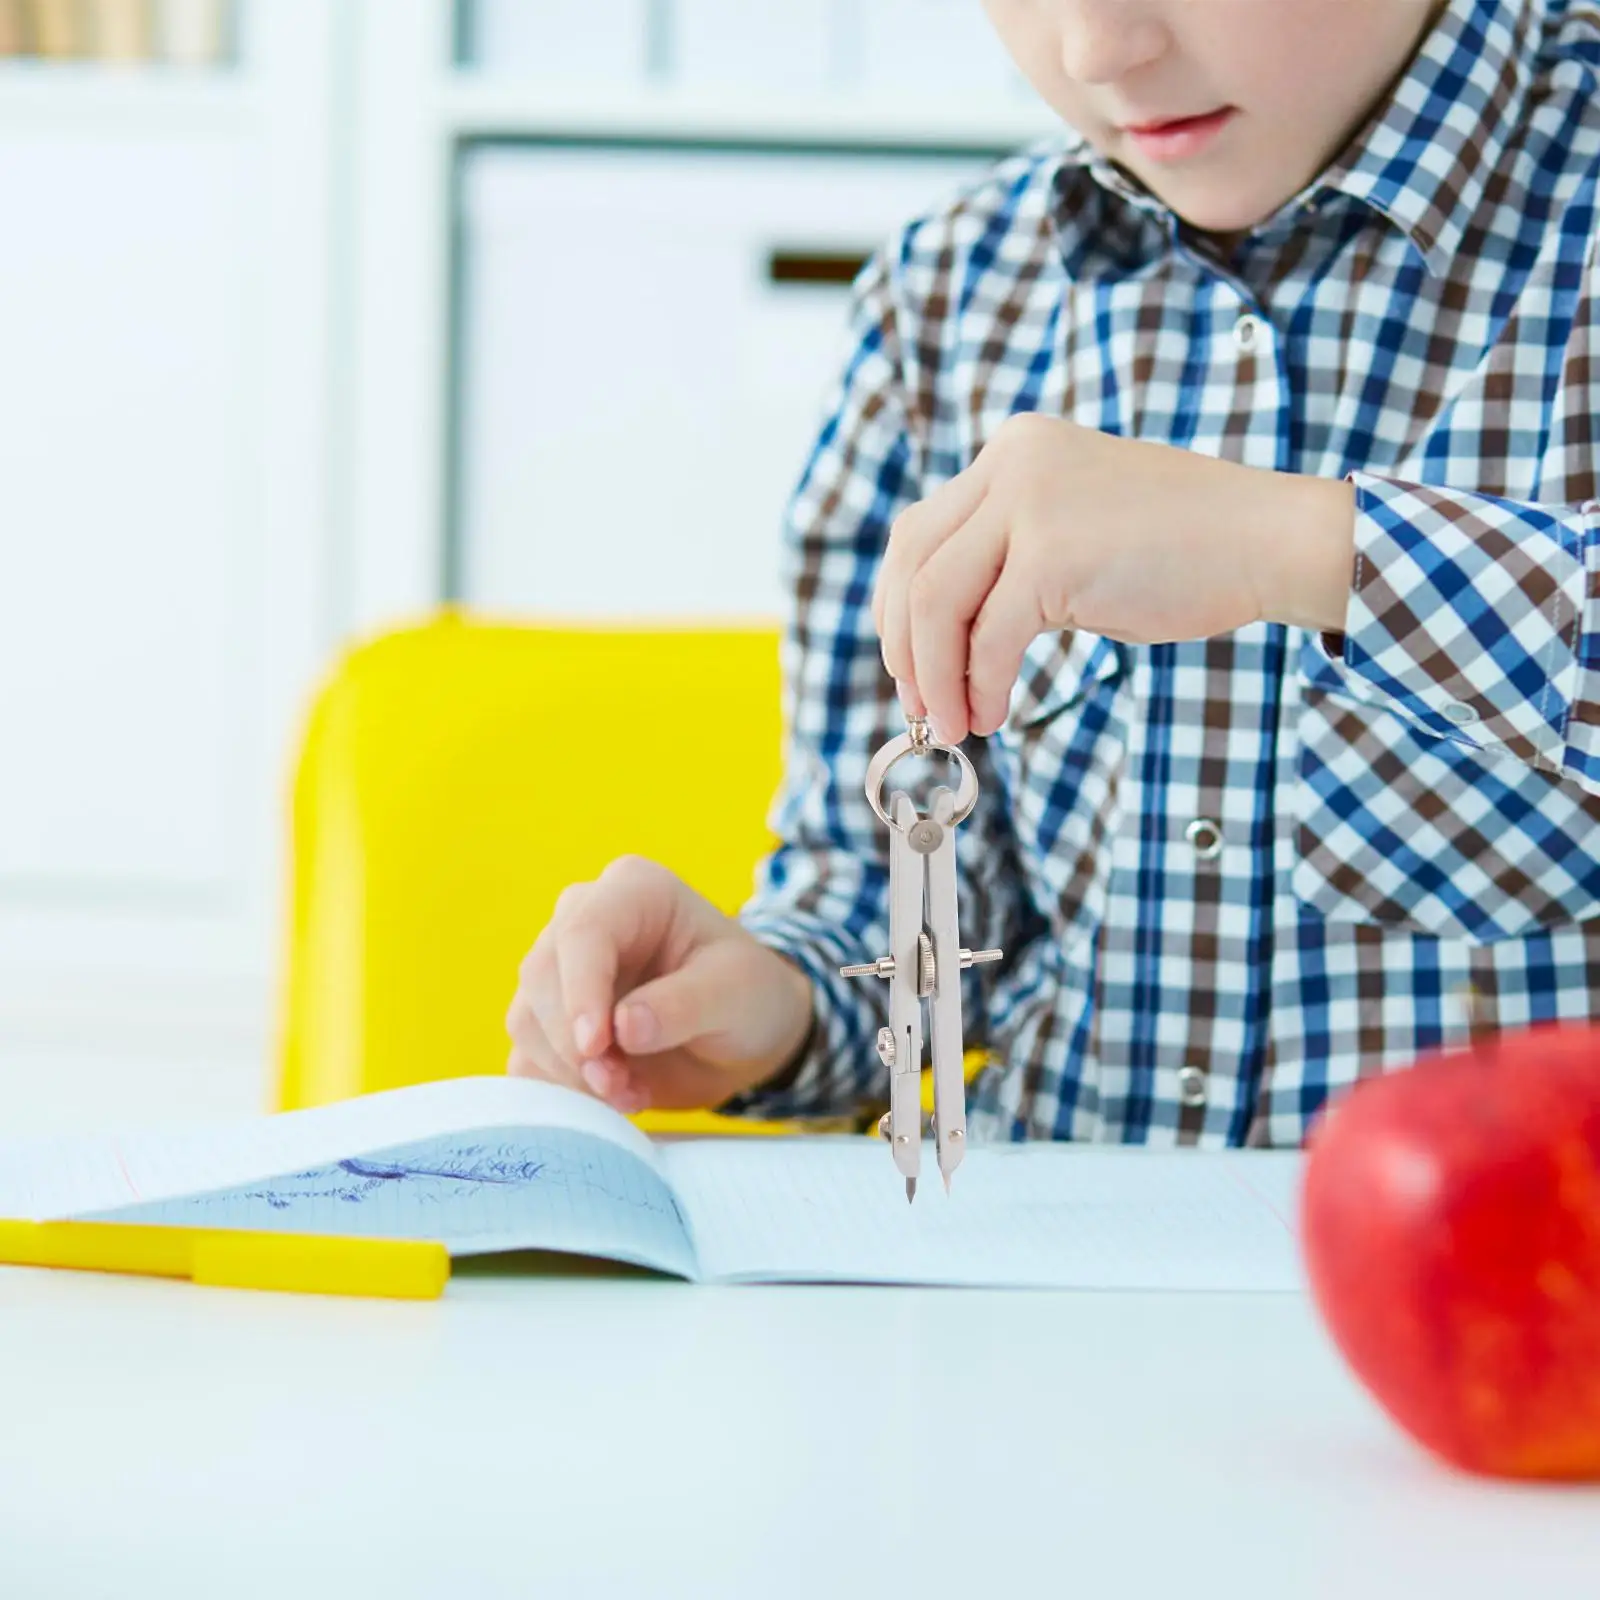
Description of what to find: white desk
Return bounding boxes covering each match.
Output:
[1,1263,1597,1599]
[1,1054,1597,1598]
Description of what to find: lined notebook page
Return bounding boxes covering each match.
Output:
[666,1139,1305,1291]
[0,1078,659,1222]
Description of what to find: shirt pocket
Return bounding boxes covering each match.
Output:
[997,629,1131,937]
[1293,674,1600,942]
[1007,627,1127,730]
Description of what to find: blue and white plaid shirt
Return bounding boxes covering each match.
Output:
[727,0,1600,1146]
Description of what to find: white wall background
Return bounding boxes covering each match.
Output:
[0,0,1054,1124]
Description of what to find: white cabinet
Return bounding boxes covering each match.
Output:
[0,0,1041,1078]
[854,0,1026,99]
[0,1,336,1063]
[463,0,654,86]
[455,145,993,618]
[460,1,1031,98]
[0,134,243,896]
[670,0,835,93]
[348,0,1049,636]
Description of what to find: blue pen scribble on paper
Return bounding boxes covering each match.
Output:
[236,1147,552,1210]
[76,1126,698,1280]
[337,1153,546,1187]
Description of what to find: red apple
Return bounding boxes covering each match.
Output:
[1300,1023,1600,1480]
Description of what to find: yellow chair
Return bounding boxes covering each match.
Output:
[274,609,988,1132]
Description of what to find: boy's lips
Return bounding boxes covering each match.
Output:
[1120,107,1237,161]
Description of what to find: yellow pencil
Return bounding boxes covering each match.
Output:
[0,1219,450,1301]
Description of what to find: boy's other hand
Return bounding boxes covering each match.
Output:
[505,855,816,1117]
[873,413,1356,742]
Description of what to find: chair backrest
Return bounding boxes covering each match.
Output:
[275,611,789,1134]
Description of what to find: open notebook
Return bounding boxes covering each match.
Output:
[0,1078,1306,1292]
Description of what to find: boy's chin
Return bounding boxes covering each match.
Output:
[1143,172,1303,241]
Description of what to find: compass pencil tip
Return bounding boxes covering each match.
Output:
[905,1177,916,1204]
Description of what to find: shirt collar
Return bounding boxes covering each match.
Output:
[1046,0,1544,279]
[1316,0,1542,277]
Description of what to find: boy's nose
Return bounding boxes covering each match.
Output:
[1056,0,1168,85]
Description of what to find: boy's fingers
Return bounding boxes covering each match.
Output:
[506,995,582,1093]
[513,923,592,1088]
[575,1055,651,1115]
[509,1004,642,1114]
[552,914,622,1061]
[548,857,681,1055]
[966,563,1043,735]
[875,466,988,627]
[615,940,744,1059]
[895,677,928,719]
[907,504,1007,744]
[505,951,545,1055]
[877,478,986,673]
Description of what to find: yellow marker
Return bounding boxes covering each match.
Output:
[0,1220,450,1301]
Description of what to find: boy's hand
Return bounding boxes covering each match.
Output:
[874,413,1356,742]
[505,855,815,1116]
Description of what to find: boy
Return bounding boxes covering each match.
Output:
[507,0,1600,1147]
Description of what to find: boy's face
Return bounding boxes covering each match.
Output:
[983,0,1450,235]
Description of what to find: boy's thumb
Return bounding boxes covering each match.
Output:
[613,941,744,1058]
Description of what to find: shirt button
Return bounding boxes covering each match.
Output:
[1442,702,1479,726]
[1233,312,1265,352]
[1185,817,1224,861]
[1177,1066,1207,1108]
